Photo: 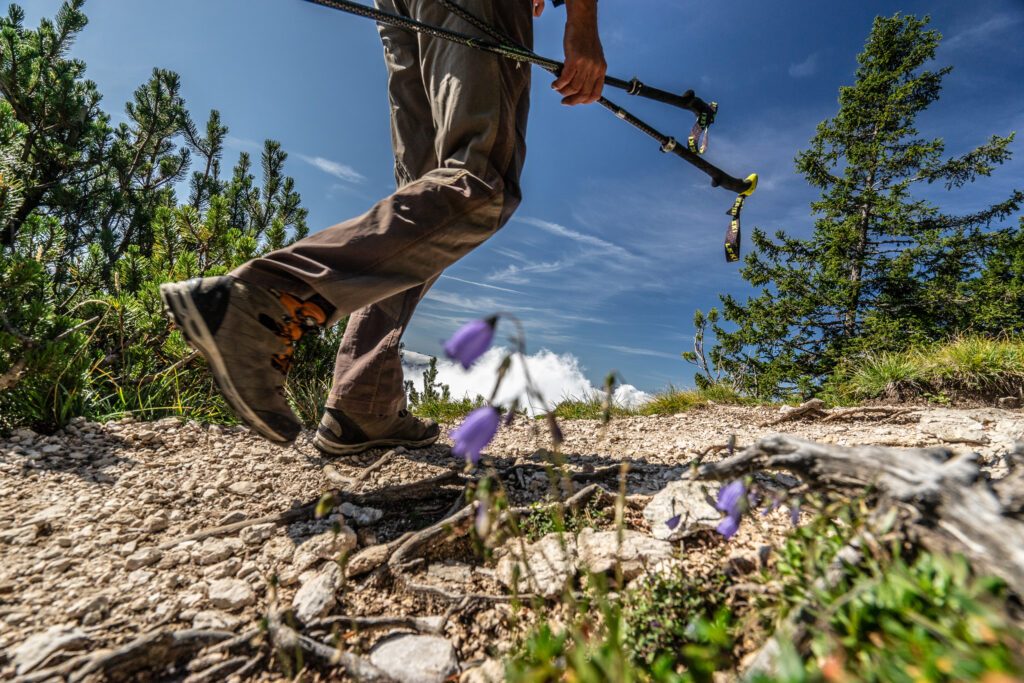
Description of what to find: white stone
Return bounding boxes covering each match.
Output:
[228,480,258,496]
[460,658,505,683]
[207,578,255,611]
[195,537,242,565]
[125,547,163,570]
[642,480,722,541]
[293,527,357,572]
[240,523,276,546]
[369,635,459,683]
[13,625,89,675]
[340,502,384,526]
[495,533,576,598]
[143,513,169,533]
[919,410,990,445]
[292,563,341,624]
[576,528,676,580]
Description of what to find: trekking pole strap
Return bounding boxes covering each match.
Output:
[723,174,758,263]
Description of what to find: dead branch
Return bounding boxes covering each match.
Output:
[161,471,465,550]
[22,628,236,683]
[266,615,393,682]
[696,434,1024,596]
[389,505,476,569]
[307,614,446,635]
[759,399,827,427]
[819,406,917,423]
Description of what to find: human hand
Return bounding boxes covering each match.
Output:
[533,0,544,18]
[551,0,606,105]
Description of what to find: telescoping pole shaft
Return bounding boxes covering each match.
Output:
[302,0,715,117]
[301,0,752,194]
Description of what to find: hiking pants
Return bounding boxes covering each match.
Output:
[231,0,532,418]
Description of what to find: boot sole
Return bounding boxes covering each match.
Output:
[160,281,294,444]
[312,430,439,457]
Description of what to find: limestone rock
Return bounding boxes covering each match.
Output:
[369,635,459,683]
[125,547,163,570]
[142,513,169,533]
[240,523,276,546]
[340,501,384,526]
[496,533,576,598]
[195,537,242,565]
[207,578,255,611]
[576,527,675,580]
[13,625,89,675]
[461,658,505,683]
[919,410,990,445]
[293,527,357,572]
[642,480,721,541]
[228,480,258,496]
[292,563,341,624]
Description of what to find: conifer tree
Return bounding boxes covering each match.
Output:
[695,14,1022,397]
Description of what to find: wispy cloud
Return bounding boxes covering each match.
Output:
[298,154,365,183]
[788,53,819,79]
[514,216,640,262]
[603,344,682,361]
[487,259,573,284]
[439,274,524,294]
[225,135,261,151]
[944,12,1024,50]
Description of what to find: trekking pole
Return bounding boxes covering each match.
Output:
[301,0,758,262]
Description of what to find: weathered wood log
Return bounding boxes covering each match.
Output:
[759,399,827,427]
[696,434,1024,595]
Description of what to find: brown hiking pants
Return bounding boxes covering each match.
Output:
[232,0,532,418]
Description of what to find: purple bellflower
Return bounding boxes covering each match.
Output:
[451,406,501,465]
[715,480,747,539]
[444,316,498,369]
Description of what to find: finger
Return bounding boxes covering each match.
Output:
[565,67,599,105]
[551,61,578,92]
[533,0,544,17]
[563,61,595,98]
[586,68,605,103]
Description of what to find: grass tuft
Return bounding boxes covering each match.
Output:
[830,336,1024,403]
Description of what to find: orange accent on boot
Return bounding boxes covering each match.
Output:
[269,294,328,374]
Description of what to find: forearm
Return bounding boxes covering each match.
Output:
[563,0,598,24]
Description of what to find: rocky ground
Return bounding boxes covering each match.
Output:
[1,404,1021,681]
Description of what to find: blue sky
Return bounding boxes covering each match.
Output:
[26,0,1024,396]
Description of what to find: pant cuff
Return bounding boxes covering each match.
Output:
[325,392,406,418]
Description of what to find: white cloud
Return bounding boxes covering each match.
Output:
[439,274,524,294]
[945,13,1024,50]
[788,53,819,79]
[487,259,573,284]
[603,344,682,361]
[514,216,641,263]
[298,154,366,183]
[402,347,651,416]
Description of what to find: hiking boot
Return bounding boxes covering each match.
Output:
[313,407,440,456]
[159,276,328,444]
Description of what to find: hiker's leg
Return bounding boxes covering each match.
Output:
[233,0,533,416]
[326,0,533,419]
[230,0,531,318]
[325,9,440,419]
